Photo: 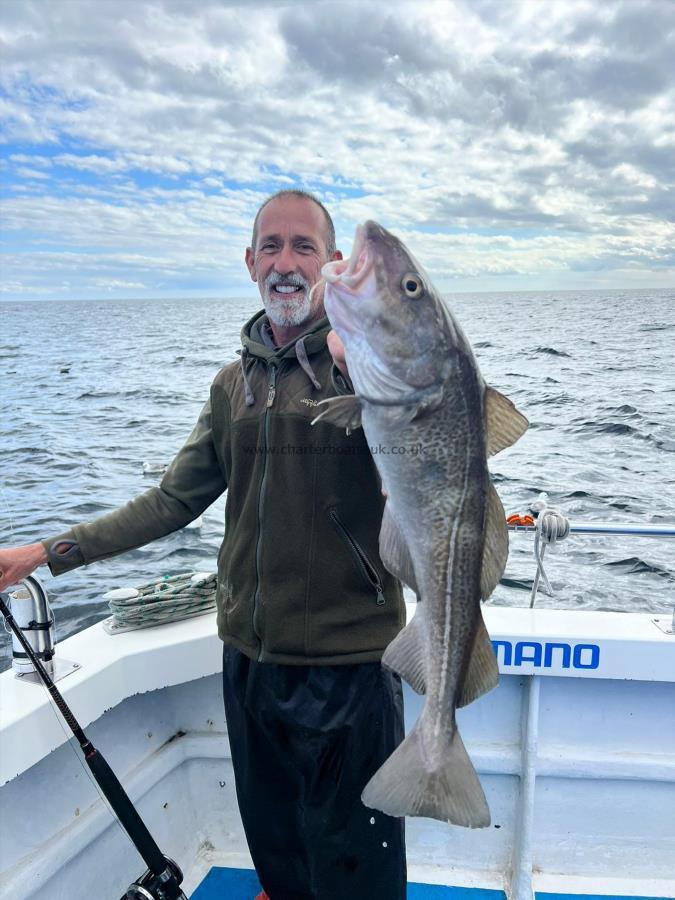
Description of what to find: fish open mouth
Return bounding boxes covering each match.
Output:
[322,224,372,290]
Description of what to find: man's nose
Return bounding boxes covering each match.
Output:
[274,243,296,274]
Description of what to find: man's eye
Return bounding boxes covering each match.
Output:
[298,243,315,252]
[261,243,277,252]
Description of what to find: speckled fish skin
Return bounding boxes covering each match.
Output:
[319,221,526,827]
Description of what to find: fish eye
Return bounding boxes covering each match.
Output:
[401,272,424,299]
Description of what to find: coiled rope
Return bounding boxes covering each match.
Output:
[102,571,217,635]
[529,497,571,607]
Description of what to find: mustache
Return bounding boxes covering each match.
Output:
[265,271,311,292]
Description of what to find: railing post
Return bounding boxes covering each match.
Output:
[509,674,540,900]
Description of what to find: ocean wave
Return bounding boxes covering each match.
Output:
[529,346,572,357]
[602,404,639,415]
[527,392,577,406]
[605,557,674,579]
[498,576,533,592]
[192,359,226,368]
[77,388,192,404]
[571,421,644,437]
[0,446,52,457]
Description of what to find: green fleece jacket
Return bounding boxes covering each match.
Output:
[43,311,405,664]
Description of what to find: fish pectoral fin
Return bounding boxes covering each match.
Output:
[480,480,509,600]
[381,610,426,694]
[484,385,528,456]
[457,614,499,708]
[379,503,418,592]
[410,382,446,420]
[361,721,490,828]
[310,395,362,431]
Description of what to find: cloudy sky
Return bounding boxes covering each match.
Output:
[1,0,674,299]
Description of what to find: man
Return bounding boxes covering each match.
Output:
[0,191,407,900]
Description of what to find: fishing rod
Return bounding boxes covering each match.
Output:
[0,579,188,900]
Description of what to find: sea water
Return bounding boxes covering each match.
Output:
[1,290,673,671]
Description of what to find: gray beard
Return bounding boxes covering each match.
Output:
[263,272,315,327]
[265,290,313,327]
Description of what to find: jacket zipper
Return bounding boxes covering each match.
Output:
[328,508,385,605]
[252,362,278,660]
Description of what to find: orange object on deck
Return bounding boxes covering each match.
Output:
[506,513,535,526]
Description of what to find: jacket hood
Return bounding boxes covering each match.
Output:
[238,309,331,407]
[241,309,332,361]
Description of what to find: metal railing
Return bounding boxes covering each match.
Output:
[506,498,674,624]
[508,522,675,538]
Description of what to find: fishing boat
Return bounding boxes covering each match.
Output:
[1,517,674,900]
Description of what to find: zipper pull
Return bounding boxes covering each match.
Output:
[266,366,277,408]
[376,585,385,606]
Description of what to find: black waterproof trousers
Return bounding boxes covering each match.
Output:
[222,645,407,900]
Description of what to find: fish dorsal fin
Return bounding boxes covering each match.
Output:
[485,386,528,456]
[480,480,508,600]
[381,608,426,694]
[311,395,362,432]
[379,503,418,592]
[457,612,499,708]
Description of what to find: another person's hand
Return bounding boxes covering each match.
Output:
[327,329,351,384]
[0,543,48,592]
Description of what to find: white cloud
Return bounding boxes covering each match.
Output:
[14,165,50,179]
[0,0,673,298]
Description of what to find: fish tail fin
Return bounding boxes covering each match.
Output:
[361,721,490,828]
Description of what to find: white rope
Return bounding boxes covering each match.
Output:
[530,499,570,608]
[102,571,217,634]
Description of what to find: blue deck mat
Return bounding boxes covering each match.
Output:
[190,866,505,898]
[537,895,669,900]
[191,867,670,900]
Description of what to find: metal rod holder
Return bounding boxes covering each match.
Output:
[1,576,79,684]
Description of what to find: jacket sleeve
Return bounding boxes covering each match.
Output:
[41,395,227,576]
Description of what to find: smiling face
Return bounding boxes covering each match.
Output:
[245,195,336,329]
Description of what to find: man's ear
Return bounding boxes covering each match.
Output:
[331,250,343,261]
[245,247,257,282]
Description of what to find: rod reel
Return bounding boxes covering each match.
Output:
[123,856,188,900]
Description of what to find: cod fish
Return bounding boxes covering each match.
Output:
[314,222,528,828]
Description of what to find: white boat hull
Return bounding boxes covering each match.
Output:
[1,605,674,899]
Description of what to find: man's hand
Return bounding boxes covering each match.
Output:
[0,543,48,592]
[327,329,351,384]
